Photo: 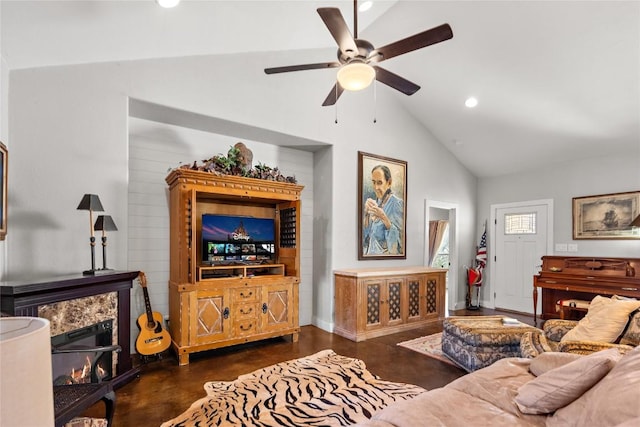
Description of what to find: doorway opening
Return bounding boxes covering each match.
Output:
[425,200,459,314]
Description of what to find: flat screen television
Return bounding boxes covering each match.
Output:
[202,214,276,265]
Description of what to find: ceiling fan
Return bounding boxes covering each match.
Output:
[264,0,453,106]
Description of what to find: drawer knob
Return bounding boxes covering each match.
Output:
[262,303,268,314]
[223,307,230,319]
[240,291,253,298]
[240,323,253,331]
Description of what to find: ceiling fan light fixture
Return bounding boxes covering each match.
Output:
[337,62,376,91]
[156,0,180,8]
[359,1,373,12]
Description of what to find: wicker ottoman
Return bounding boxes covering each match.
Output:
[441,316,540,372]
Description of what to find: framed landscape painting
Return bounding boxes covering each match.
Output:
[358,151,407,260]
[572,191,640,239]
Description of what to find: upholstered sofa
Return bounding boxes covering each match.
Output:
[521,295,640,358]
[356,345,640,427]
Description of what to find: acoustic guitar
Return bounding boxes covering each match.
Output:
[135,272,171,356]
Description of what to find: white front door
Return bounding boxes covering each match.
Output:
[493,201,552,314]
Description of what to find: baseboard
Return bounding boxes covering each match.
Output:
[311,316,333,333]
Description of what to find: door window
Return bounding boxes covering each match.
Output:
[504,213,536,235]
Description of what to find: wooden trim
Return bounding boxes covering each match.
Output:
[334,266,447,278]
[166,169,303,200]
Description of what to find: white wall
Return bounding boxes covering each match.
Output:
[430,207,450,221]
[0,1,5,142]
[0,1,7,278]
[1,58,6,143]
[8,51,477,336]
[478,153,640,306]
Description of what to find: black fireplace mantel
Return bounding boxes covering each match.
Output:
[1,270,140,387]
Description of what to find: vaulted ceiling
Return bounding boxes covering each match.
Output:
[2,1,638,178]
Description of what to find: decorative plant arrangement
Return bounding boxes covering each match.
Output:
[175,142,297,184]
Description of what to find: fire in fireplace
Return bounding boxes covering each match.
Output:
[51,320,115,385]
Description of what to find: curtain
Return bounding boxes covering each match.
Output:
[428,220,448,266]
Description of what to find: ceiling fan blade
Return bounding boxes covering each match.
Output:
[322,83,345,106]
[374,66,420,96]
[369,23,453,63]
[264,61,341,74]
[317,8,358,57]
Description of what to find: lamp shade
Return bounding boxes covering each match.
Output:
[157,0,180,7]
[337,62,376,91]
[77,194,104,212]
[94,215,118,232]
[0,317,55,426]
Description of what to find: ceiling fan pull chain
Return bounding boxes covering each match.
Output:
[335,82,339,124]
[373,79,377,124]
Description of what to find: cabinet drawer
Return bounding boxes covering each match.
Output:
[235,303,260,320]
[233,319,258,336]
[232,287,260,302]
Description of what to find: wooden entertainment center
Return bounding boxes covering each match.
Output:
[166,169,303,365]
[333,266,447,341]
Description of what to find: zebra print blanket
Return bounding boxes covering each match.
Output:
[161,349,426,426]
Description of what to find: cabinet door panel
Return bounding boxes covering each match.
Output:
[261,284,294,333]
[406,276,423,322]
[386,279,403,326]
[364,277,405,329]
[192,290,229,345]
[423,275,441,320]
[364,280,383,329]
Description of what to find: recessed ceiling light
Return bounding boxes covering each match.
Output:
[157,0,180,8]
[465,97,478,108]
[359,1,373,12]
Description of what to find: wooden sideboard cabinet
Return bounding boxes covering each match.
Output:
[333,267,447,341]
[166,169,303,365]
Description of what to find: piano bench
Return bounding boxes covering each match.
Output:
[557,299,590,320]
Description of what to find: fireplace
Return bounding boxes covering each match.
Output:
[52,320,115,385]
[1,272,139,426]
[0,271,140,388]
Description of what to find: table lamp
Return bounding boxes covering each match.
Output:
[94,215,118,271]
[77,194,104,275]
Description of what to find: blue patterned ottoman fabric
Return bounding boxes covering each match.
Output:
[442,316,540,372]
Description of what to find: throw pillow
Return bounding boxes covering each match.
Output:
[529,352,582,377]
[515,348,622,415]
[561,295,640,343]
[547,345,640,427]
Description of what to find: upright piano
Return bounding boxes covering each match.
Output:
[533,255,640,322]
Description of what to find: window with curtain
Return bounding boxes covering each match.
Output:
[428,220,449,268]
